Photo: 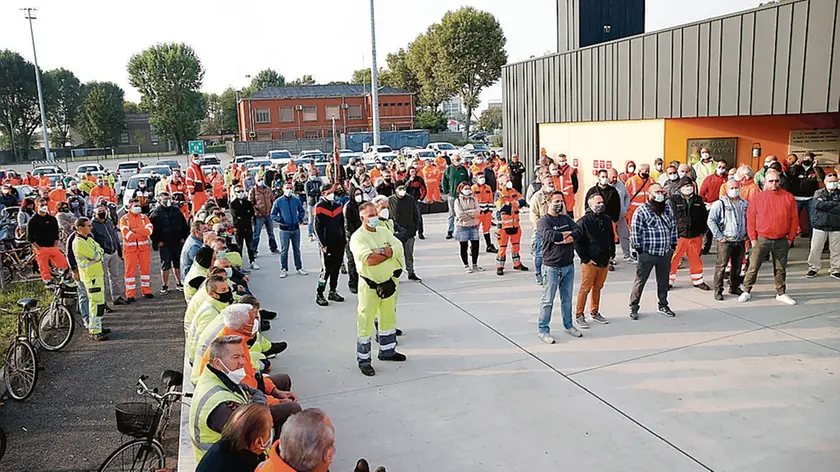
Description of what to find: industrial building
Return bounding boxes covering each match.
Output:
[503,0,840,215]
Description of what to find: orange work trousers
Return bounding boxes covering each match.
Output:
[34,246,68,281]
[669,236,705,285]
[478,211,493,234]
[496,227,522,268]
[576,263,609,315]
[424,180,442,203]
[124,245,152,298]
[192,191,207,215]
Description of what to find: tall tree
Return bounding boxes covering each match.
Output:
[477,107,503,132]
[43,68,83,148]
[435,7,507,136]
[218,87,238,133]
[414,109,448,133]
[123,101,142,114]
[406,26,456,110]
[127,43,205,154]
[0,50,41,155]
[244,68,285,96]
[287,75,316,86]
[201,92,222,135]
[385,48,420,95]
[78,81,125,148]
[351,68,393,87]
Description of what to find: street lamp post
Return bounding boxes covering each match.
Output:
[21,8,51,162]
[369,0,381,146]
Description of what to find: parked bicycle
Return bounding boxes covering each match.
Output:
[97,370,191,472]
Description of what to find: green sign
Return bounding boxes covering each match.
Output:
[188,140,205,156]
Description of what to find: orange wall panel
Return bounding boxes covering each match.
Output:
[664,114,840,169]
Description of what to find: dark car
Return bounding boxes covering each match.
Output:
[197,155,221,166]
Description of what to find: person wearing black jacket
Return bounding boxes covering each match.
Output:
[314,184,346,306]
[405,167,427,239]
[806,173,840,278]
[389,183,421,281]
[343,187,365,293]
[27,198,69,282]
[375,171,396,197]
[574,194,615,327]
[509,154,526,194]
[584,169,621,223]
[195,404,273,472]
[305,174,323,242]
[92,206,127,306]
[229,186,257,270]
[149,192,190,294]
[0,184,19,208]
[668,177,710,290]
[482,166,498,193]
[788,152,826,237]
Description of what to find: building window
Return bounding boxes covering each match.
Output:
[348,104,362,120]
[255,108,271,124]
[303,130,320,139]
[279,107,294,122]
[120,129,130,145]
[325,105,340,120]
[302,106,317,122]
[149,127,159,144]
[280,131,296,140]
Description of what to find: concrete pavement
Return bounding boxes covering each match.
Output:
[180,211,840,471]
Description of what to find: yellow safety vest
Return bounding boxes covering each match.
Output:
[187,297,228,360]
[184,264,209,303]
[189,368,248,461]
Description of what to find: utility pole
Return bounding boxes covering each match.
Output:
[21,8,51,162]
[368,0,381,146]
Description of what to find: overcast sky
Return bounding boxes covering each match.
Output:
[1,0,763,110]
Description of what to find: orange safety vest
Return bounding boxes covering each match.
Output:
[470,163,487,176]
[369,168,382,182]
[626,175,652,215]
[208,173,225,199]
[471,183,495,212]
[90,185,116,204]
[421,165,441,183]
[283,161,297,176]
[434,156,448,170]
[119,212,153,247]
[554,164,576,211]
[23,176,38,186]
[256,444,297,472]
[185,164,207,196]
[495,188,522,229]
[39,176,51,188]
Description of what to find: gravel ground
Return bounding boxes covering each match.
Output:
[0,258,186,472]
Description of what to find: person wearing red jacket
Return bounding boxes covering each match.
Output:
[185,154,208,215]
[739,170,798,306]
[119,200,155,301]
[698,160,729,253]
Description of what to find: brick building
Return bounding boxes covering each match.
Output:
[237,84,415,141]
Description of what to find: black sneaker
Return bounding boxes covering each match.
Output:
[831,272,840,280]
[160,285,169,295]
[113,297,127,306]
[125,297,136,304]
[328,291,345,302]
[378,352,407,361]
[418,234,426,240]
[407,273,422,281]
[629,310,639,320]
[270,249,280,254]
[496,267,504,276]
[806,270,818,278]
[103,304,114,313]
[264,341,288,357]
[349,285,358,294]
[657,306,676,317]
[515,264,529,271]
[175,283,184,292]
[486,245,497,253]
[260,320,271,331]
[340,265,348,274]
[355,458,371,472]
[396,328,403,336]
[316,293,329,306]
[359,364,375,376]
[714,292,724,301]
[608,263,615,272]
[695,282,711,291]
[446,232,453,240]
[729,287,743,296]
[260,309,277,320]
[143,293,155,299]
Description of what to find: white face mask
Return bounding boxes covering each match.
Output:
[653,194,666,203]
[236,192,245,199]
[826,181,838,191]
[550,170,558,176]
[461,188,472,196]
[474,159,483,164]
[477,178,486,185]
[378,208,389,219]
[224,267,233,278]
[250,319,259,336]
[218,359,247,385]
[325,193,335,202]
[716,167,726,175]
[727,188,741,198]
[396,189,406,198]
[130,206,142,214]
[628,166,636,173]
[598,177,608,186]
[680,186,694,196]
[668,173,678,181]
[701,153,711,160]
[284,189,293,197]
[354,194,363,203]
[678,170,687,178]
[38,205,49,214]
[505,181,513,189]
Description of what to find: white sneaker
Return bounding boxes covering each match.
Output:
[296,268,308,276]
[472,264,485,272]
[250,262,260,270]
[538,332,555,344]
[738,291,751,302]
[776,293,797,306]
[464,265,473,273]
[565,327,583,338]
[308,235,315,242]
[279,269,287,278]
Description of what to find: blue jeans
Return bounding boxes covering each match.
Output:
[253,217,277,252]
[447,195,456,234]
[531,234,543,276]
[538,264,575,333]
[797,199,815,234]
[307,203,315,237]
[77,279,90,325]
[279,228,302,271]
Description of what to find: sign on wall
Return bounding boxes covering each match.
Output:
[789,129,840,165]
[686,138,738,167]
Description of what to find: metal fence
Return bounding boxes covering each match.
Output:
[227,138,336,157]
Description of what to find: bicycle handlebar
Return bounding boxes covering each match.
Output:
[136,376,190,402]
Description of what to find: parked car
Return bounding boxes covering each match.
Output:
[32,165,65,177]
[244,159,272,170]
[202,165,223,176]
[141,165,173,177]
[198,155,220,166]
[459,143,492,160]
[298,150,324,159]
[427,142,459,157]
[406,149,437,162]
[123,173,152,208]
[74,163,106,178]
[233,155,255,165]
[156,158,181,170]
[12,185,37,202]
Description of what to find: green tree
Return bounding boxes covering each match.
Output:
[201,92,222,135]
[435,7,507,136]
[385,48,420,95]
[127,43,205,154]
[477,106,502,132]
[414,109,448,133]
[123,101,141,114]
[218,87,238,133]
[0,50,41,156]
[287,75,316,86]
[406,26,456,110]
[78,81,125,147]
[351,68,393,87]
[244,68,285,96]
[43,68,83,148]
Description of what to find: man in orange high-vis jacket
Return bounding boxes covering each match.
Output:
[434,154,448,171]
[495,174,529,275]
[421,159,443,203]
[38,174,51,188]
[90,179,117,204]
[48,183,68,215]
[625,163,653,229]
[208,168,226,207]
[185,154,208,215]
[553,154,579,218]
[120,200,154,300]
[471,174,497,253]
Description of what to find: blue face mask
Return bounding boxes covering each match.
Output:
[367,217,380,228]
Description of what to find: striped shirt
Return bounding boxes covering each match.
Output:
[631,203,678,257]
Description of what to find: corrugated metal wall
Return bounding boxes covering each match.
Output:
[506,0,840,175]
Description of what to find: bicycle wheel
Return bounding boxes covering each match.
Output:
[38,304,74,351]
[3,340,38,401]
[97,438,165,472]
